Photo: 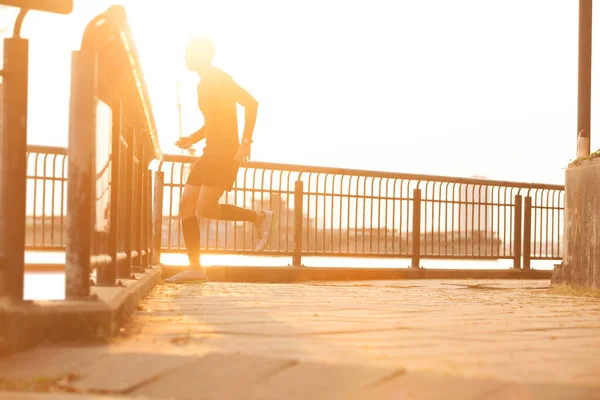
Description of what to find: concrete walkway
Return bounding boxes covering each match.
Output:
[1,279,600,399]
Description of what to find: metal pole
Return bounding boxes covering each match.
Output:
[100,100,122,284]
[0,35,29,301]
[522,196,532,270]
[577,0,593,158]
[513,195,523,270]
[65,50,96,299]
[123,124,135,275]
[411,189,421,269]
[152,171,164,266]
[292,180,304,266]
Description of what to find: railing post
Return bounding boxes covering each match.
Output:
[145,170,153,268]
[411,188,421,269]
[121,125,135,277]
[292,180,304,267]
[140,151,148,271]
[100,100,122,284]
[65,50,96,298]
[513,194,523,269]
[153,170,165,266]
[133,143,145,272]
[0,36,29,301]
[523,196,532,270]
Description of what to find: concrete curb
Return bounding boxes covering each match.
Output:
[0,266,161,357]
[161,265,552,283]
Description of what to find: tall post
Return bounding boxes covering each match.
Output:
[153,171,165,266]
[411,189,421,269]
[0,36,29,301]
[577,0,593,158]
[292,180,304,266]
[522,196,532,270]
[65,50,96,298]
[513,194,523,270]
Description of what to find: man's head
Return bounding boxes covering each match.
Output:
[185,36,215,74]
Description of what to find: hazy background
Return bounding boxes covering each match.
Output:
[1,0,596,184]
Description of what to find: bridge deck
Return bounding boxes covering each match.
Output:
[1,279,600,399]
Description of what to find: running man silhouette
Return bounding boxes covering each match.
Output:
[165,36,276,284]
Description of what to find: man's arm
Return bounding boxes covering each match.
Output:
[190,125,209,143]
[229,79,259,143]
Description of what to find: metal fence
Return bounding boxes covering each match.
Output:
[25,145,68,250]
[25,149,565,270]
[152,154,564,269]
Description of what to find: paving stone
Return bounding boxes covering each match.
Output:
[132,352,297,400]
[350,371,507,400]
[0,393,160,400]
[485,381,600,400]
[63,352,195,393]
[0,346,108,380]
[247,360,403,400]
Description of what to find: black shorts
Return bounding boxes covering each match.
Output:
[186,154,240,191]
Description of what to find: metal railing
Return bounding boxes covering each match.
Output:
[25,145,68,250]
[64,5,161,298]
[25,149,564,270]
[152,154,564,269]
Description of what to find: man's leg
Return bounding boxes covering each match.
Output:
[164,184,208,284]
[197,186,258,222]
[179,184,202,267]
[197,186,276,251]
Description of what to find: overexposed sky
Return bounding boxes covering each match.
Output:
[1,0,596,184]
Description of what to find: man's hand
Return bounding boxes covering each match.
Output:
[175,136,195,150]
[234,143,251,164]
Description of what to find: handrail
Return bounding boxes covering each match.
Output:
[66,6,161,298]
[79,5,161,161]
[158,153,565,191]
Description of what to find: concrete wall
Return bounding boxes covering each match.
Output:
[552,157,600,288]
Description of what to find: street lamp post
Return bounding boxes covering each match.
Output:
[577,0,593,158]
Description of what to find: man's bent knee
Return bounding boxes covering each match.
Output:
[197,201,220,220]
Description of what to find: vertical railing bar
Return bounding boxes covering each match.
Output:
[41,153,49,246]
[60,155,67,246]
[391,179,398,255]
[32,153,40,246]
[513,193,522,269]
[50,154,58,246]
[411,188,421,268]
[450,182,455,256]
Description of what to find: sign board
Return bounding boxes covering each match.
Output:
[0,0,72,14]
